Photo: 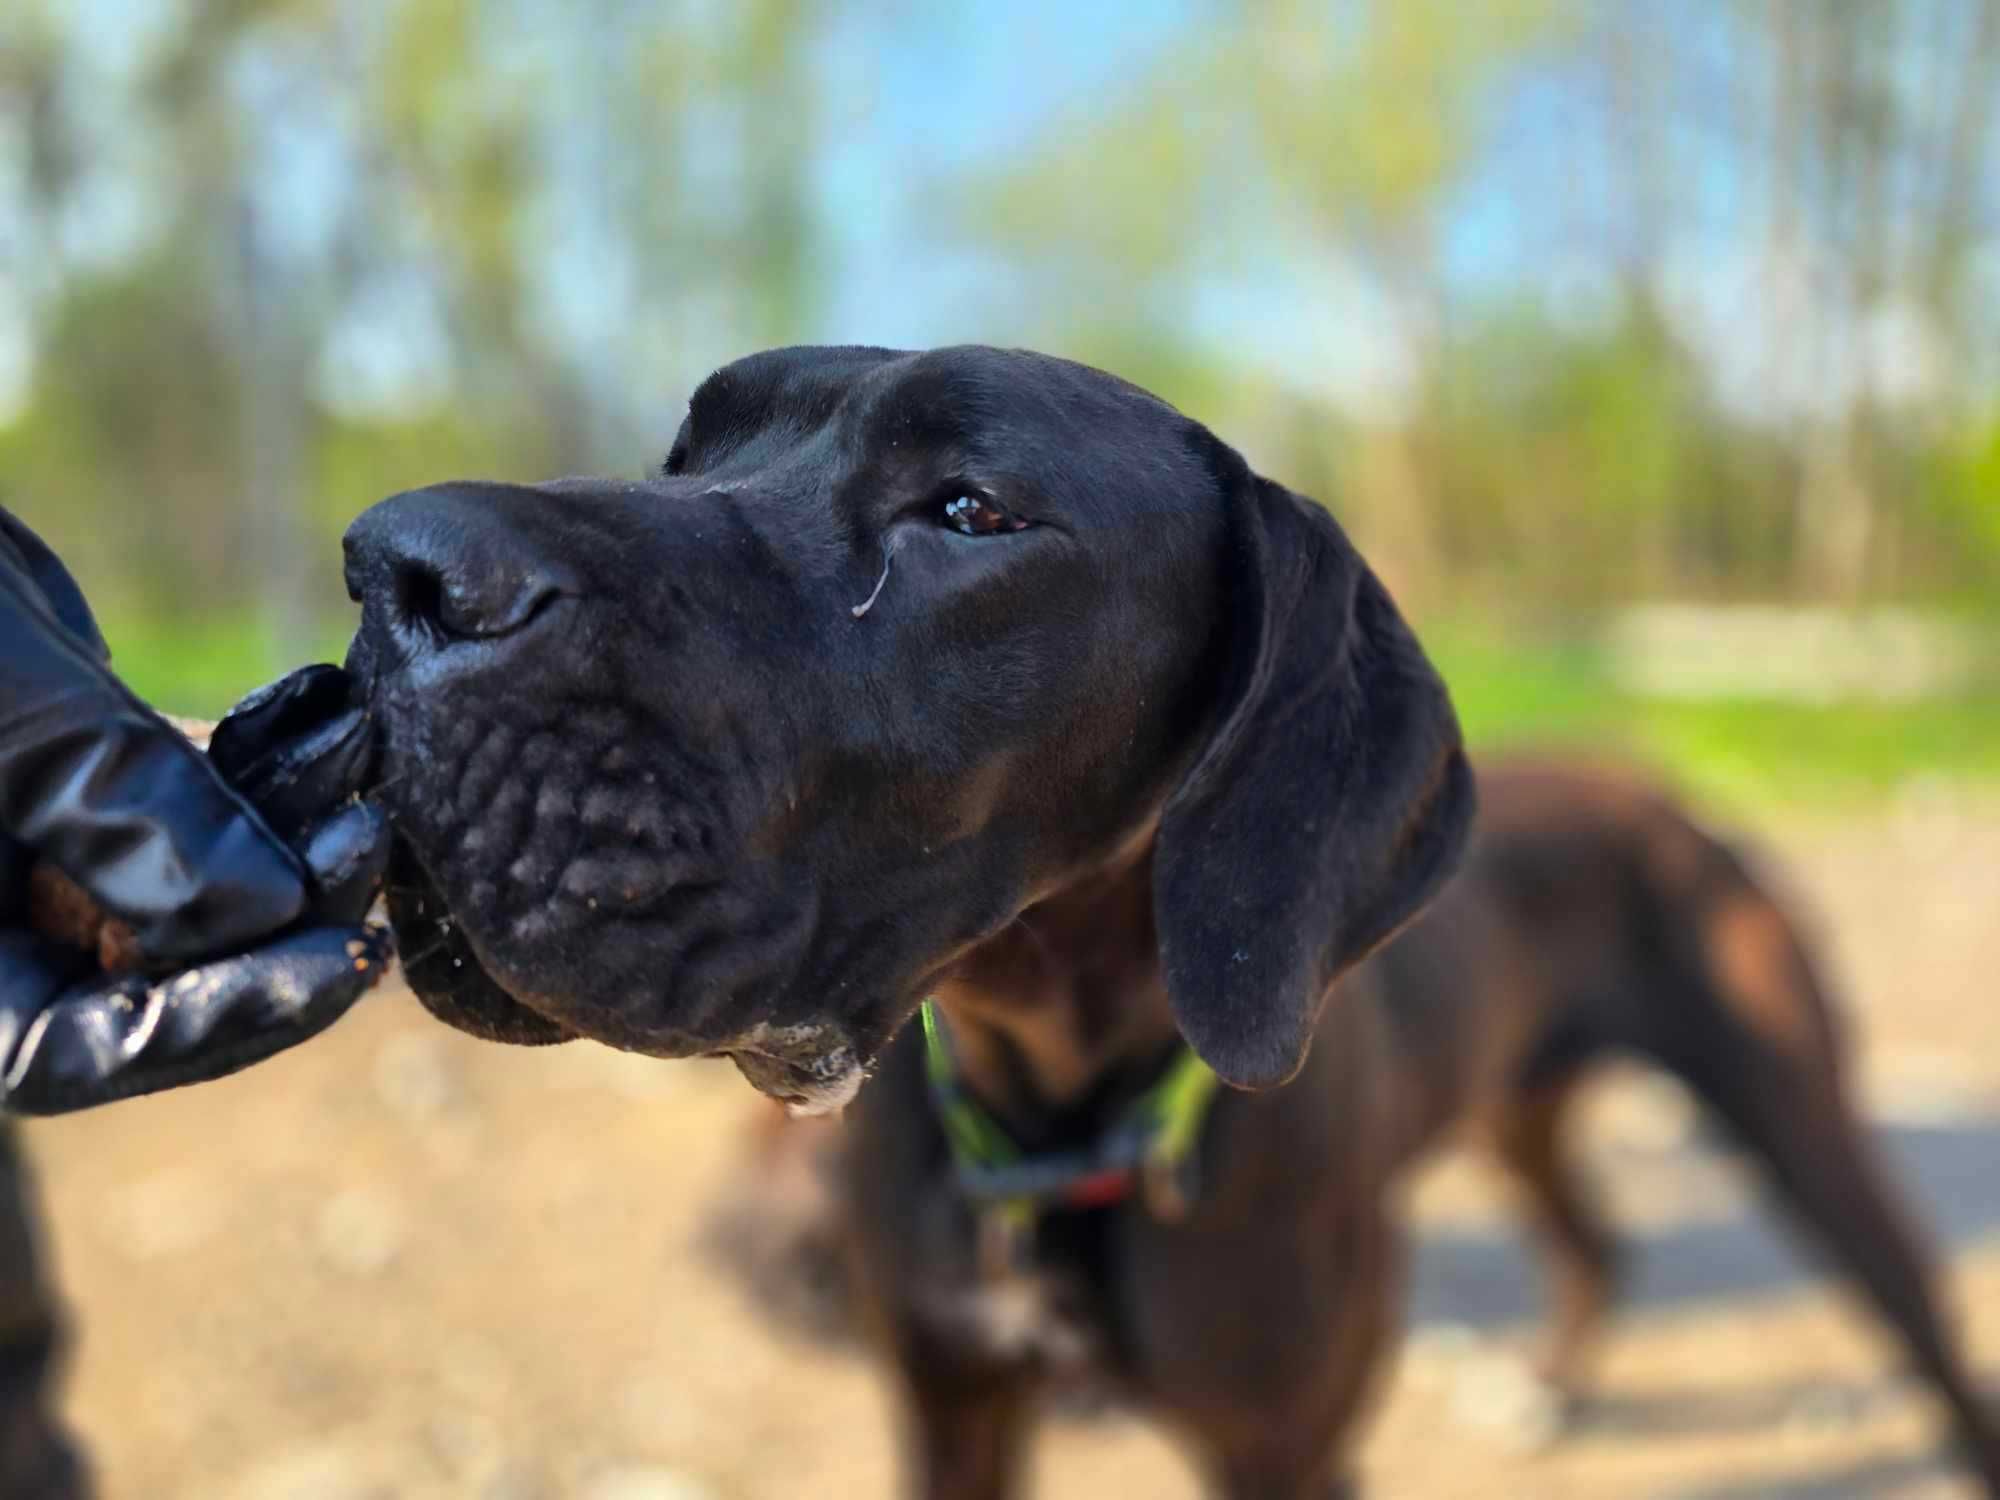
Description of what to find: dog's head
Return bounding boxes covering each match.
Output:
[343,345,1473,1109]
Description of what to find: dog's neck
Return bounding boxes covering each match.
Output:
[930,843,1183,1149]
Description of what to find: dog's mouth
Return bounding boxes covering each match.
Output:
[383,842,580,1048]
[363,701,876,1108]
[387,838,869,1110]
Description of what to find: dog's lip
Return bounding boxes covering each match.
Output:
[725,1028,867,1116]
[357,678,852,1097]
[381,856,858,1096]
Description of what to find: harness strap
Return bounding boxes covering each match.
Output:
[918,998,1222,1274]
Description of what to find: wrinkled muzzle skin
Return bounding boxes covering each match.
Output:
[344,347,1231,1110]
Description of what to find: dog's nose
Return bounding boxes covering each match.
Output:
[343,484,576,645]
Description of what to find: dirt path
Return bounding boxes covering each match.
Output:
[23,801,2000,1498]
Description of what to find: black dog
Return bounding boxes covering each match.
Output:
[339,347,1992,1494]
[342,343,1471,1493]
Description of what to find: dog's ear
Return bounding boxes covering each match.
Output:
[1154,468,1475,1090]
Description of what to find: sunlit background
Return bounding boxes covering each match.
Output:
[5,0,1997,805]
[4,4,2000,1498]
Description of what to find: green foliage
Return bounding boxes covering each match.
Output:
[1429,624,2000,813]
[1922,409,2000,603]
[312,413,535,537]
[0,259,250,620]
[97,610,356,721]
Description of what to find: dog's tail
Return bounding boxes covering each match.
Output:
[697,1103,865,1349]
[1630,809,2000,1488]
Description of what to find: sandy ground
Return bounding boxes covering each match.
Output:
[20,793,2000,1499]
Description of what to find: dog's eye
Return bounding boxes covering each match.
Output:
[941,494,1025,537]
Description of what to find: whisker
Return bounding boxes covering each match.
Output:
[1008,912,1056,965]
[365,770,415,802]
[395,935,455,971]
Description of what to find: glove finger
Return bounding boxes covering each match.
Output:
[209,662,351,755]
[2,924,393,1115]
[1,513,305,961]
[0,930,89,1082]
[298,799,392,925]
[46,721,310,961]
[146,923,391,1050]
[0,699,308,962]
[208,667,378,848]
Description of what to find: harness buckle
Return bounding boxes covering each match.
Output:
[978,1202,1034,1282]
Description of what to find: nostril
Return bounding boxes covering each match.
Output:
[394,560,450,636]
[392,558,561,644]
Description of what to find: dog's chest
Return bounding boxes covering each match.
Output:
[916,1248,1104,1384]
[937,1269,1097,1370]
[915,1218,1114,1383]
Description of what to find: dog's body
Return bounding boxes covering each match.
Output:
[337,346,1993,1496]
[721,760,2000,1497]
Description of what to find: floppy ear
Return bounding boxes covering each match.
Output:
[1154,470,1475,1090]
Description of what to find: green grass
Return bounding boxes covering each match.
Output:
[87,610,2000,815]
[1430,626,2000,815]
[96,610,356,721]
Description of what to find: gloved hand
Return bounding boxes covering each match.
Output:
[0,508,392,1114]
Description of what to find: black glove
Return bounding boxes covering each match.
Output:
[0,509,392,1114]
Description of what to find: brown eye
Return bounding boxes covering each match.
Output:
[941,494,1024,536]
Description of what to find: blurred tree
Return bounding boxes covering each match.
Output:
[1,0,1997,693]
[948,0,2000,613]
[0,0,832,677]
[961,0,1573,601]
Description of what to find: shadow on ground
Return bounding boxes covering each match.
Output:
[1662,1451,1964,1500]
[1408,1116,2000,1332]
[1403,1116,2000,1498]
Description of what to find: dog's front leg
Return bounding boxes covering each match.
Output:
[1210,1446,1362,1500]
[903,1377,1034,1500]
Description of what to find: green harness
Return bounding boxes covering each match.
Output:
[918,999,1223,1275]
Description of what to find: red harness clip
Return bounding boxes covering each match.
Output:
[1061,1168,1137,1209]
